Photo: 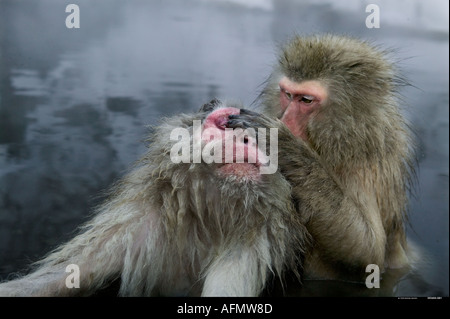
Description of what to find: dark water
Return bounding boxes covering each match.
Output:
[0,0,448,297]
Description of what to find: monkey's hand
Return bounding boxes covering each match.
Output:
[227,108,286,130]
[227,109,316,173]
[227,108,297,145]
[227,109,342,224]
[229,109,388,279]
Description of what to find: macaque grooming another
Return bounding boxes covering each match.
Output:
[0,99,308,297]
[228,34,417,281]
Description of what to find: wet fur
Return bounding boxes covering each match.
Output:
[0,102,308,296]
[232,35,417,280]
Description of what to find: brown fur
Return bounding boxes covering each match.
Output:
[229,35,416,281]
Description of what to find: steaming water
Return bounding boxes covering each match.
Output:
[0,0,448,297]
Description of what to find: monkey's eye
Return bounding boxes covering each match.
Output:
[282,89,293,100]
[300,95,314,104]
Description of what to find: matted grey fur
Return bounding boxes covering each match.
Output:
[0,100,308,297]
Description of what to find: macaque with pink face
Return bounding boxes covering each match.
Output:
[228,34,417,281]
[278,78,328,141]
[0,99,308,297]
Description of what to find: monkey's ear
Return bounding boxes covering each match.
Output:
[198,98,222,113]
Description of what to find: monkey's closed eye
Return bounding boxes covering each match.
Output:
[282,89,293,101]
[300,96,314,104]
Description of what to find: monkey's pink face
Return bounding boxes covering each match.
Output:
[279,77,327,141]
[202,107,263,181]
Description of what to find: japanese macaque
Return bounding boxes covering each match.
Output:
[228,34,417,282]
[0,99,308,297]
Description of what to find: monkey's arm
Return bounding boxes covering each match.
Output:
[228,111,386,279]
[0,198,150,296]
[201,239,272,296]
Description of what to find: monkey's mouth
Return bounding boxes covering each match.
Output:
[216,138,262,180]
[202,106,263,180]
[216,140,262,179]
[217,162,261,181]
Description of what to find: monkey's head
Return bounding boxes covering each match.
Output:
[145,99,297,247]
[148,98,278,189]
[199,99,268,182]
[261,34,406,166]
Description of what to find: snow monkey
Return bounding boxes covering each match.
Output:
[228,34,417,282]
[0,99,308,297]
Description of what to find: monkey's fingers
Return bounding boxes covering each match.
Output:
[228,113,275,131]
[227,117,251,129]
[239,108,260,117]
[226,117,260,143]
